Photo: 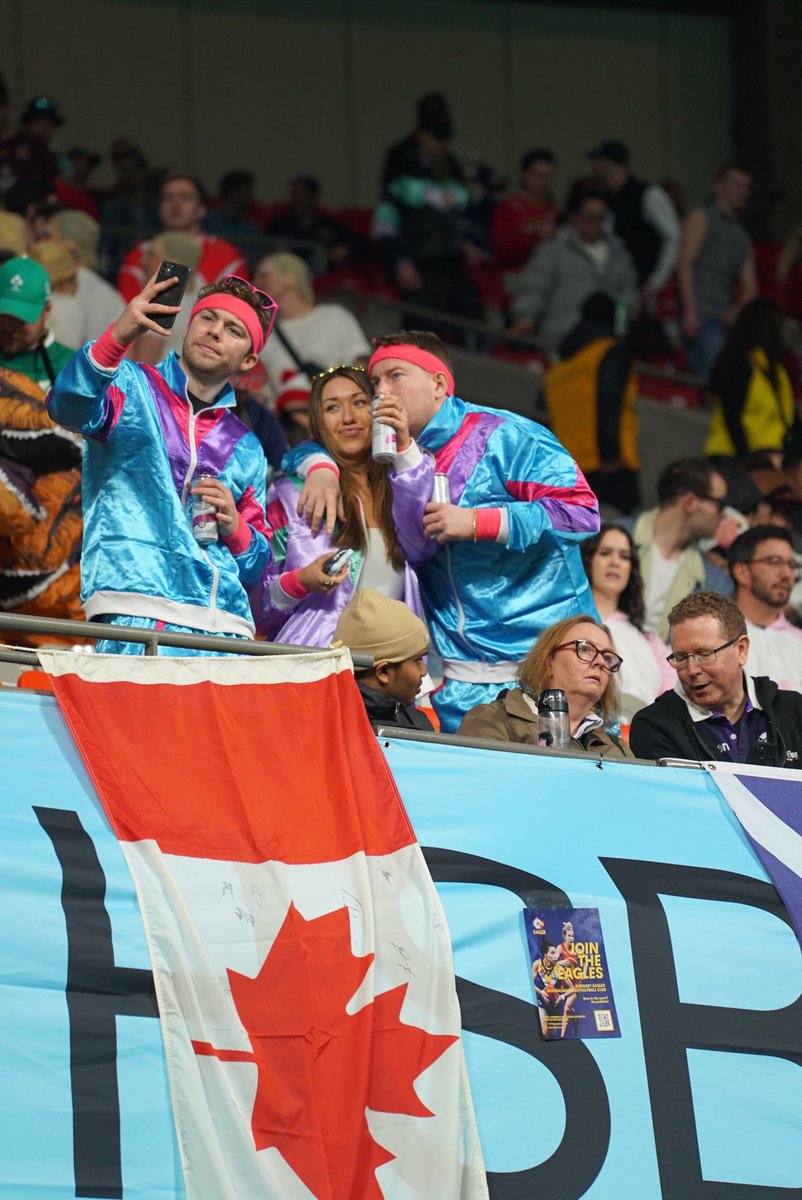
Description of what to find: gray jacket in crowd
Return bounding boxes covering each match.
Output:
[509,227,640,344]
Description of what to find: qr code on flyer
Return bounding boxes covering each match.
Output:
[594,1010,615,1032]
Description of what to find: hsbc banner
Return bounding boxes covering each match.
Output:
[2,685,802,1198]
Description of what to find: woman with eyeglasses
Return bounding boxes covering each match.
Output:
[257,364,431,646]
[457,614,633,758]
[581,524,674,723]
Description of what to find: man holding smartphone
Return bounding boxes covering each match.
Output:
[47,270,277,653]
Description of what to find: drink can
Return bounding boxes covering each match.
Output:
[371,395,397,463]
[432,473,451,504]
[191,475,218,545]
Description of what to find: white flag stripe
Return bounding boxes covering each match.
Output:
[125,840,488,1200]
[38,646,353,687]
[711,770,802,880]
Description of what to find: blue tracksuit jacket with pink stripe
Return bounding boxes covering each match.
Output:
[289,393,599,729]
[399,394,598,651]
[48,345,271,637]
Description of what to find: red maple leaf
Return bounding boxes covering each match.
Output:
[193,902,457,1199]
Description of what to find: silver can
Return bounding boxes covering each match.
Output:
[190,475,218,545]
[431,473,451,504]
[371,394,397,463]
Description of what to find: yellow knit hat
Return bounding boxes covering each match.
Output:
[333,589,428,664]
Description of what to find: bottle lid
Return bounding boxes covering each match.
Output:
[536,688,569,714]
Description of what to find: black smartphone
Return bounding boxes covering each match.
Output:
[152,260,192,329]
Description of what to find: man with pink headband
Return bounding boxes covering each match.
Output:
[47,270,277,652]
[291,329,600,730]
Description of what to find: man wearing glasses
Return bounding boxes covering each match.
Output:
[48,272,277,653]
[728,525,802,692]
[629,591,802,767]
[628,457,731,641]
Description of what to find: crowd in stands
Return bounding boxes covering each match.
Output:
[3,82,802,772]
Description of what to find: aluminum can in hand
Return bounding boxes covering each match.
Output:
[432,473,451,504]
[191,475,218,545]
[371,394,397,463]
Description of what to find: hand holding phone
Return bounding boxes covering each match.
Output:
[112,263,193,346]
[150,261,192,330]
[322,547,354,576]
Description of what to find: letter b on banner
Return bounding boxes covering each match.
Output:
[604,858,802,1197]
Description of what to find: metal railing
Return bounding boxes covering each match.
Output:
[374,724,683,769]
[0,612,373,669]
[0,616,688,772]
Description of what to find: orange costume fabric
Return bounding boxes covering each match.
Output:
[0,366,84,644]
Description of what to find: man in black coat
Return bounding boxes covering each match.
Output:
[630,590,802,768]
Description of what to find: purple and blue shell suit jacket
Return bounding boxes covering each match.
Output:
[47,335,272,638]
[257,439,429,646]
[288,393,600,731]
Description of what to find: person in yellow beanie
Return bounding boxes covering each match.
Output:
[334,589,433,730]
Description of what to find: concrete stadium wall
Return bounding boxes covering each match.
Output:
[0,0,731,209]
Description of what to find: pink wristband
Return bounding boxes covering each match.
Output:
[307,461,340,478]
[474,508,502,541]
[221,516,252,556]
[91,325,128,369]
[280,568,311,599]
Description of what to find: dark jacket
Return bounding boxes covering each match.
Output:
[629,675,802,768]
[457,687,633,759]
[356,680,434,733]
[610,174,661,285]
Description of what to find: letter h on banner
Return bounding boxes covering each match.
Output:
[35,808,159,1200]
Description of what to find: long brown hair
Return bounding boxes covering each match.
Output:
[517,614,620,727]
[308,366,404,570]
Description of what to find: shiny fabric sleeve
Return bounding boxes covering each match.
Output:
[229,447,273,587]
[487,420,600,551]
[254,482,294,639]
[281,439,332,477]
[46,338,130,441]
[255,475,335,638]
[389,441,439,565]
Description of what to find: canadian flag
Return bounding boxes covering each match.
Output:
[40,648,488,1200]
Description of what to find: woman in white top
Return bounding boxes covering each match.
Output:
[257,365,430,646]
[581,524,674,723]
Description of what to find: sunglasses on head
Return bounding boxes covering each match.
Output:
[220,275,278,339]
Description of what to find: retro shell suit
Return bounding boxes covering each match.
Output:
[258,440,429,646]
[47,337,272,640]
[291,393,600,730]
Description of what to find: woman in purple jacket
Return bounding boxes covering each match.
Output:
[257,365,431,646]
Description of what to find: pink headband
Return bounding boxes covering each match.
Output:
[368,344,455,397]
[189,295,267,356]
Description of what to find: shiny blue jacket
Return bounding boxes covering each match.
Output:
[288,394,600,729]
[395,394,599,660]
[48,343,271,637]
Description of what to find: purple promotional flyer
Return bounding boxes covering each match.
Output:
[524,906,621,1041]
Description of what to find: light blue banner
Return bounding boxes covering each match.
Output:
[2,690,801,1198]
[383,736,802,1198]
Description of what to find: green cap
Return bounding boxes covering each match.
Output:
[0,257,51,323]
